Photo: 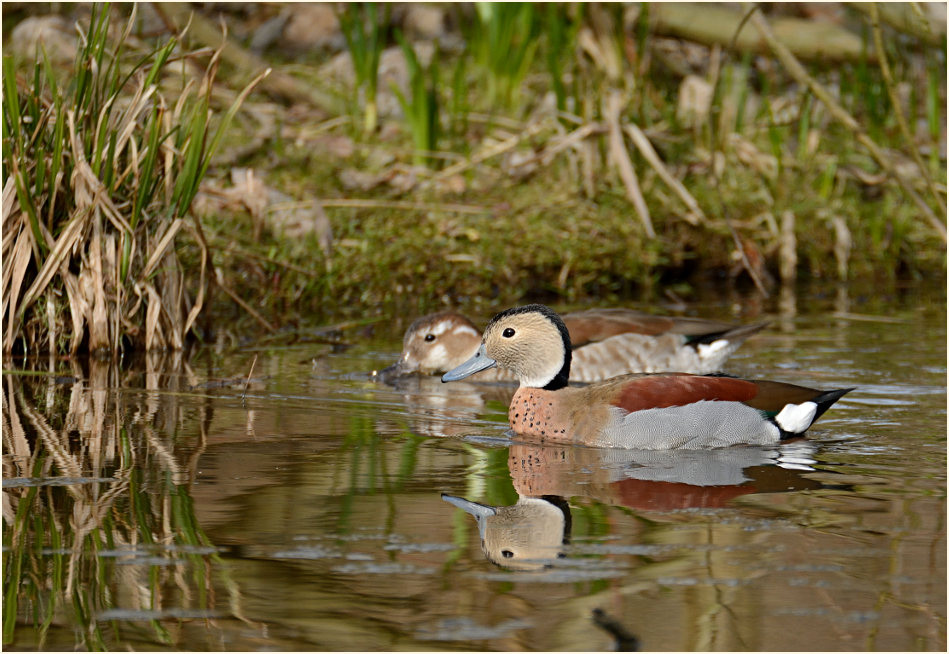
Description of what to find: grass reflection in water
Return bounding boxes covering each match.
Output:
[2,355,249,650]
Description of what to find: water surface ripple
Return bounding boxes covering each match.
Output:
[3,284,945,651]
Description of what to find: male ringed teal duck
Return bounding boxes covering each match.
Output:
[441,493,569,570]
[441,304,853,449]
[381,308,768,382]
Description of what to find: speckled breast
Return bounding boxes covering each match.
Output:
[508,387,575,444]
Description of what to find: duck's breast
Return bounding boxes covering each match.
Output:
[508,386,607,445]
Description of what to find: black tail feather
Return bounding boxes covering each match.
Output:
[812,387,856,422]
[776,387,855,440]
[687,321,771,346]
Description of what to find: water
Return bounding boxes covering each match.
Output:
[3,283,946,651]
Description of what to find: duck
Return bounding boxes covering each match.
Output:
[441,304,854,449]
[441,493,570,570]
[377,308,769,383]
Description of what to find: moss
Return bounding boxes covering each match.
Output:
[11,4,943,347]
[189,98,946,339]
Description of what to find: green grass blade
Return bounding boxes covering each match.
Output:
[3,56,22,146]
[131,106,162,229]
[797,92,813,160]
[193,68,270,202]
[102,130,117,190]
[142,37,177,89]
[173,98,208,216]
[926,63,940,174]
[2,544,24,643]
[34,142,47,197]
[13,166,48,256]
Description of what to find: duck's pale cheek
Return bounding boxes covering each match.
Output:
[428,343,448,365]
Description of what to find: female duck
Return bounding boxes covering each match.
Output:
[442,304,853,450]
[380,308,768,382]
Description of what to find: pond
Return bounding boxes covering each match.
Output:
[3,281,946,651]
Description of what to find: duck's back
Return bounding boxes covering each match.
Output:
[562,309,736,344]
[569,333,701,379]
[564,310,766,378]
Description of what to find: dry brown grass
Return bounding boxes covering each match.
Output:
[2,5,265,355]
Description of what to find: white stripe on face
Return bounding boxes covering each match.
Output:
[451,324,479,338]
[427,320,455,337]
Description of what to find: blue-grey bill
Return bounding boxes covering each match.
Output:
[441,494,496,539]
[441,344,497,382]
[441,494,496,519]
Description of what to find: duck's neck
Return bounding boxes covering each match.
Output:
[547,311,572,390]
[541,316,572,390]
[517,354,570,390]
[536,343,570,390]
[543,365,569,391]
[516,343,571,390]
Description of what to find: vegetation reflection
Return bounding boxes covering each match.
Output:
[2,356,243,650]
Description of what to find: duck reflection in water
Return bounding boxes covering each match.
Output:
[442,494,571,571]
[377,373,517,439]
[444,439,835,570]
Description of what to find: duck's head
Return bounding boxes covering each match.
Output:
[442,304,571,390]
[441,493,570,570]
[378,312,482,380]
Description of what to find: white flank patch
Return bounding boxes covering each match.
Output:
[774,401,818,434]
[697,339,728,359]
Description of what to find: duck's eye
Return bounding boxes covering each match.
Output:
[502,550,514,558]
[502,328,515,338]
[424,333,435,342]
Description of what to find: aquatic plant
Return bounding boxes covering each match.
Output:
[543,4,581,121]
[391,31,440,167]
[338,2,388,135]
[468,2,540,112]
[1,3,264,354]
